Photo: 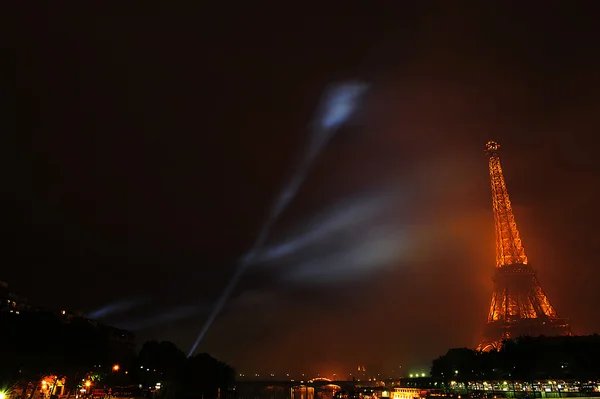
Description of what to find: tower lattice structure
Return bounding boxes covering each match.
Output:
[478,141,570,352]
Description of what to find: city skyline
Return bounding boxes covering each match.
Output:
[5,2,600,376]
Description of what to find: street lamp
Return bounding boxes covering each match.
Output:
[113,364,120,372]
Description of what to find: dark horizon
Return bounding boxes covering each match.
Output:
[4,2,600,377]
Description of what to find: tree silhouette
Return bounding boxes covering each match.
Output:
[1,311,236,399]
[431,335,600,382]
[183,353,235,399]
[0,311,136,398]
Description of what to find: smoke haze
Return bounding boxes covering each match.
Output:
[5,1,600,377]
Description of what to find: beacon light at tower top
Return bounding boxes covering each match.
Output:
[485,140,500,154]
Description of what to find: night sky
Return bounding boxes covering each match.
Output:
[5,2,600,378]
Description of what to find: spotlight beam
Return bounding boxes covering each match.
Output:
[187,82,368,357]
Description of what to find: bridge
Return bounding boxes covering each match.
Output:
[234,379,384,399]
[236,379,380,390]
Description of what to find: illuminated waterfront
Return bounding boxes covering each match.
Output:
[234,378,600,399]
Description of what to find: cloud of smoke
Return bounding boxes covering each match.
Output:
[258,193,391,264]
[320,82,369,129]
[282,225,408,283]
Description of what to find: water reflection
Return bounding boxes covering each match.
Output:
[236,384,341,399]
[293,386,315,399]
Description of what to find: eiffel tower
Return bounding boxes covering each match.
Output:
[477,141,571,352]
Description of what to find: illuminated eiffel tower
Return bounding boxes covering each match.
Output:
[477,141,571,352]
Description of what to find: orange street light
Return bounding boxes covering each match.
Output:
[85,381,91,388]
[113,364,120,372]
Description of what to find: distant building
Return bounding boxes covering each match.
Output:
[1,279,136,355]
[104,324,136,350]
[0,280,29,314]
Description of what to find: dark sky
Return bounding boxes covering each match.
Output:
[4,2,600,378]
